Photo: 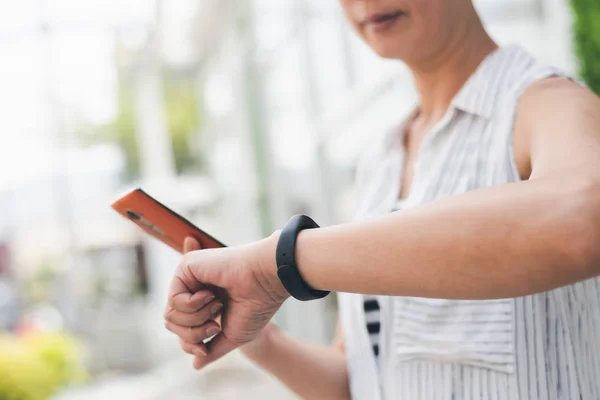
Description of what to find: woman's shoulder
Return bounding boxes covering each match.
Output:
[494,45,580,99]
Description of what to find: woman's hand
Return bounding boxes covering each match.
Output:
[163,237,223,358]
[164,234,289,370]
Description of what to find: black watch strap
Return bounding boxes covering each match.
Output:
[276,215,330,301]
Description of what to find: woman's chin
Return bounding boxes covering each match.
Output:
[370,41,428,64]
[370,43,408,60]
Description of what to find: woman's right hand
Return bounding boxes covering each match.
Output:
[175,237,277,364]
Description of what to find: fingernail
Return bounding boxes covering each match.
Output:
[193,348,207,357]
[206,326,221,337]
[210,303,223,316]
[202,295,215,306]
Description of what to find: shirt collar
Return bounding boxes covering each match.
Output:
[384,45,521,148]
[450,45,517,119]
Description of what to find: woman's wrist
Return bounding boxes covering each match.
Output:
[241,323,281,363]
[256,230,290,304]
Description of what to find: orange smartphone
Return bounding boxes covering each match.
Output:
[111,188,226,253]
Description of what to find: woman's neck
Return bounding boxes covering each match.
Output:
[408,19,498,124]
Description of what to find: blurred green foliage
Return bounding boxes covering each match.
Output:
[0,338,55,400]
[571,0,600,95]
[98,85,139,180]
[79,72,202,181]
[21,332,87,388]
[164,73,202,175]
[0,332,86,400]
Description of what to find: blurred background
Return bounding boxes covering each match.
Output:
[0,0,596,399]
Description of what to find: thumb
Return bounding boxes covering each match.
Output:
[184,236,202,253]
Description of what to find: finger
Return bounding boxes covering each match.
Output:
[165,300,224,327]
[193,333,238,370]
[169,289,216,313]
[180,339,208,358]
[165,320,221,344]
[183,237,201,253]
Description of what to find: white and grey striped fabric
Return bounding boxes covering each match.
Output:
[339,45,599,400]
[363,295,381,357]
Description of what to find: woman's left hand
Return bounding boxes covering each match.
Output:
[164,233,289,370]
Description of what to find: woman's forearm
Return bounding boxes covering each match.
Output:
[246,328,350,400]
[293,176,600,299]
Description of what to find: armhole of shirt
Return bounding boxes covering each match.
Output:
[505,69,576,183]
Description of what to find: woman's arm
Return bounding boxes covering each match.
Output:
[258,79,600,300]
[288,173,597,299]
[241,322,350,400]
[169,79,600,369]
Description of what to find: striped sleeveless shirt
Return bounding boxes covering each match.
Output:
[339,45,600,400]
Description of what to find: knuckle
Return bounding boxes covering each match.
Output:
[182,315,196,327]
[179,341,191,354]
[172,313,187,326]
[198,309,211,324]
[194,328,208,343]
[180,253,193,270]
[171,300,185,313]
[181,316,196,327]
[184,326,197,343]
[167,295,177,309]
[165,314,176,324]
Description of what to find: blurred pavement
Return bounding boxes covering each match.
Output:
[55,350,299,400]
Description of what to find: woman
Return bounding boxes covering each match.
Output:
[163,0,600,399]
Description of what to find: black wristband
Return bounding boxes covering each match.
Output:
[276,215,330,301]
